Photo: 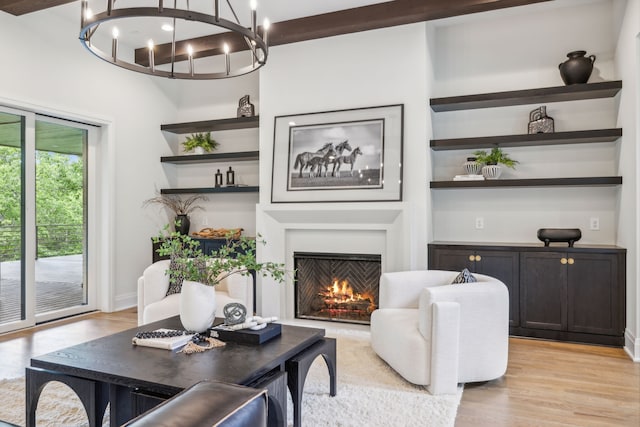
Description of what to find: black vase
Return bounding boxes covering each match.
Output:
[559,50,596,85]
[175,214,190,235]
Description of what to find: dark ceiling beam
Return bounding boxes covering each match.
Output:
[0,0,76,16]
[136,0,551,67]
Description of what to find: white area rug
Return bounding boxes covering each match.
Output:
[0,329,461,426]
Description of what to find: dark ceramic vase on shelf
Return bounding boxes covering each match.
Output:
[175,214,190,235]
[559,50,596,85]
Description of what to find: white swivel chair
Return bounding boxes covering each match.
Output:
[137,259,254,326]
[370,270,509,395]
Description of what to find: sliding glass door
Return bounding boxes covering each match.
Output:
[0,107,94,332]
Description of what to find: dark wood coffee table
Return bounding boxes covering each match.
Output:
[26,316,334,427]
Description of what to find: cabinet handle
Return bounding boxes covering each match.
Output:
[568,258,575,265]
[469,255,475,262]
[560,258,568,264]
[475,255,481,261]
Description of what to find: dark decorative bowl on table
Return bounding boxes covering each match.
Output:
[537,228,582,247]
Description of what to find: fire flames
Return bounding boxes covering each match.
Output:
[319,280,376,315]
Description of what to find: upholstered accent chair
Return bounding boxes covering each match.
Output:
[137,259,254,326]
[370,270,509,394]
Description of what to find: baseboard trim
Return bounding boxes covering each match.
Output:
[624,328,639,362]
[113,292,137,312]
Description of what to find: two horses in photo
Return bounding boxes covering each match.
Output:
[293,140,363,178]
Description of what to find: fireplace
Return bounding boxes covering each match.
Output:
[294,252,381,325]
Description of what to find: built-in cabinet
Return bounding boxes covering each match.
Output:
[160,116,259,194]
[428,243,626,346]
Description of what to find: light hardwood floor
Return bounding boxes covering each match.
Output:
[0,309,638,426]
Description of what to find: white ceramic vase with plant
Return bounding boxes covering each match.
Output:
[473,147,518,180]
[182,132,219,155]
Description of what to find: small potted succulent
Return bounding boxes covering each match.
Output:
[182,132,219,154]
[473,147,518,180]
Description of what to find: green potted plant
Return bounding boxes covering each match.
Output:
[473,147,518,180]
[182,132,219,154]
[143,194,207,235]
[154,228,288,331]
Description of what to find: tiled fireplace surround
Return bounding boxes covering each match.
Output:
[257,205,406,320]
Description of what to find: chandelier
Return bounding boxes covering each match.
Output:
[79,1,270,80]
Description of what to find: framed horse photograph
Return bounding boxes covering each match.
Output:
[271,104,403,203]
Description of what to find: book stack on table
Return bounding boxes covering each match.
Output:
[210,323,282,345]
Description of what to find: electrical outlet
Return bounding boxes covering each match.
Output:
[590,217,600,231]
[475,217,484,229]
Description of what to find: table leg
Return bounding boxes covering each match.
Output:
[25,367,109,427]
[110,384,134,427]
[248,369,287,427]
[285,338,337,427]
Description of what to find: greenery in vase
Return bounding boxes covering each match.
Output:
[143,194,207,215]
[182,132,219,153]
[473,147,518,169]
[154,227,289,287]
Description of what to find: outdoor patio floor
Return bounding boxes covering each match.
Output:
[0,255,84,324]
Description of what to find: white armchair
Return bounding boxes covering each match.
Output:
[137,259,254,326]
[370,270,509,395]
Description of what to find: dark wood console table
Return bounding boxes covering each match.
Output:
[428,242,626,346]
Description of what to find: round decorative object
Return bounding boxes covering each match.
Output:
[559,50,596,85]
[537,228,582,247]
[482,164,502,180]
[223,302,247,325]
[175,214,190,235]
[179,280,216,332]
[463,157,481,175]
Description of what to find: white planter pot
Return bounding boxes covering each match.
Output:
[180,280,216,332]
[193,146,205,155]
[482,164,502,180]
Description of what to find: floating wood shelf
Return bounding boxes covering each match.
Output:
[160,186,260,194]
[430,177,622,189]
[430,128,622,151]
[161,116,259,134]
[161,151,260,164]
[430,81,622,112]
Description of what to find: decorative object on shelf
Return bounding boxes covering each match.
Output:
[79,0,270,80]
[192,227,244,239]
[153,228,288,331]
[272,104,404,203]
[143,193,207,235]
[226,166,236,186]
[559,50,596,85]
[237,95,256,118]
[223,303,248,325]
[528,106,554,134]
[215,169,223,187]
[473,147,518,180]
[453,174,485,181]
[182,132,219,154]
[537,228,582,247]
[463,157,482,175]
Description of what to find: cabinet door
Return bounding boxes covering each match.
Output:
[567,253,622,336]
[520,252,567,331]
[429,248,475,271]
[476,250,519,327]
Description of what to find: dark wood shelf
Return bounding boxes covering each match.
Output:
[430,176,622,189]
[161,116,259,134]
[161,151,259,164]
[430,128,622,151]
[160,186,260,194]
[430,81,622,112]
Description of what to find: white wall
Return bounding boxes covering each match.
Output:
[614,0,640,361]
[256,23,429,316]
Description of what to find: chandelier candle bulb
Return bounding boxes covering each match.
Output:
[111,27,118,60]
[224,43,230,75]
[187,44,194,76]
[148,39,155,72]
[250,0,257,34]
[263,18,270,49]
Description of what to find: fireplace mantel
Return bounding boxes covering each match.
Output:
[260,202,405,225]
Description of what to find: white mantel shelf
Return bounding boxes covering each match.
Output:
[259,203,405,226]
